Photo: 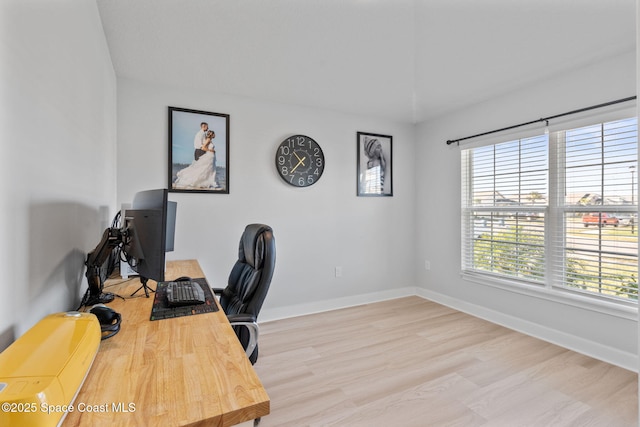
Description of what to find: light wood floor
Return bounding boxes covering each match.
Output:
[253,296,637,427]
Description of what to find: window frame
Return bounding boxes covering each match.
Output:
[460,112,638,319]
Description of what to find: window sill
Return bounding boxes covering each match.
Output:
[461,271,638,321]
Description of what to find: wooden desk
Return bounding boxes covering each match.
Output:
[64,260,270,427]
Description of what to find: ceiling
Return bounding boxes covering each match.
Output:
[96,0,636,124]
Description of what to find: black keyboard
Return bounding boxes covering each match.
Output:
[166,281,206,307]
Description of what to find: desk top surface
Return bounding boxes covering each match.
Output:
[64,260,270,427]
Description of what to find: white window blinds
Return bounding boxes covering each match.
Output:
[462,135,548,283]
[461,117,638,304]
[551,118,638,300]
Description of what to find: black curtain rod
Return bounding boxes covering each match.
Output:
[445,96,637,146]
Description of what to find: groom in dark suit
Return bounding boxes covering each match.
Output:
[194,122,209,160]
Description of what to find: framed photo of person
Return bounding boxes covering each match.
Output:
[168,106,230,194]
[357,132,393,197]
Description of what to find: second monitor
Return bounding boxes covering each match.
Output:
[123,189,177,297]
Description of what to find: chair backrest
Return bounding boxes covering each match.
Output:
[220,224,275,319]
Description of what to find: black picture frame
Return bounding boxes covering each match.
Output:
[357,132,393,197]
[168,106,230,194]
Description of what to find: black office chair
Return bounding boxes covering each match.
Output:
[213,224,275,365]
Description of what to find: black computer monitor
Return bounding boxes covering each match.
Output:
[82,189,177,307]
[129,189,177,252]
[123,189,177,295]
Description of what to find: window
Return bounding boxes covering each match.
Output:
[462,117,638,304]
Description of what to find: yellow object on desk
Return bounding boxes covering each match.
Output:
[0,312,101,427]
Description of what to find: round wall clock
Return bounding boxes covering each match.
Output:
[275,135,325,187]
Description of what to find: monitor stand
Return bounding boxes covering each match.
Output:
[131,277,155,298]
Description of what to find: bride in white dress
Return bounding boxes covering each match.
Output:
[174,131,219,189]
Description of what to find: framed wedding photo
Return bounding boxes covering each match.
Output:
[357,132,393,197]
[168,106,230,194]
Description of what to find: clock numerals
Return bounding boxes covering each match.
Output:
[275,135,324,187]
[284,135,308,148]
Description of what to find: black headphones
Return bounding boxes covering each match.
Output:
[90,304,122,340]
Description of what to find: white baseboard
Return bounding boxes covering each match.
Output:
[259,286,418,323]
[415,288,638,373]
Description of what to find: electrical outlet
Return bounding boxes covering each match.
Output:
[335,266,343,278]
[424,260,431,271]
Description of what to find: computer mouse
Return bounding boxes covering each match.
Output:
[175,276,192,282]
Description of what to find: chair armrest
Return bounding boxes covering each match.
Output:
[227,313,256,323]
[212,288,224,295]
[227,313,259,360]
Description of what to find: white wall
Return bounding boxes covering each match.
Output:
[416,50,638,370]
[0,0,117,347]
[116,78,416,320]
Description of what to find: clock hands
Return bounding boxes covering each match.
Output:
[293,151,306,164]
[291,158,306,173]
[291,151,307,173]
